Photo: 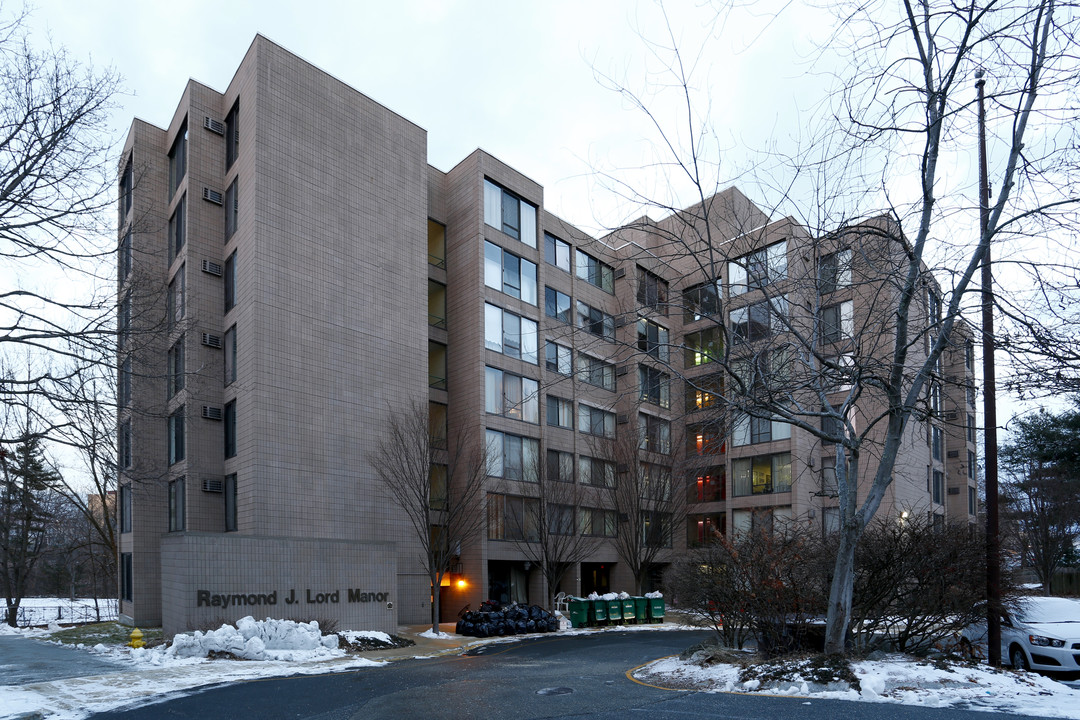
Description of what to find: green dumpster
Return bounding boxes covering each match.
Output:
[647,596,665,623]
[592,598,608,625]
[607,598,623,623]
[633,596,647,624]
[622,597,637,624]
[568,597,591,628]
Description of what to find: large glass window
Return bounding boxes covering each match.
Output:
[118,293,130,350]
[168,195,186,260]
[684,327,721,366]
[730,296,787,342]
[484,367,539,423]
[119,229,132,282]
[487,493,540,541]
[225,100,239,170]
[545,341,571,375]
[732,453,792,496]
[932,426,943,461]
[575,354,615,391]
[168,119,187,199]
[732,411,791,446]
[224,251,236,312]
[729,241,787,296]
[119,156,133,218]
[638,365,670,409]
[547,449,574,483]
[119,357,131,407]
[581,507,617,537]
[485,430,539,482]
[642,511,672,548]
[168,477,185,532]
[576,301,615,340]
[686,374,723,412]
[118,421,131,470]
[638,413,671,454]
[579,403,616,438]
[167,336,184,398]
[225,473,237,532]
[687,421,724,455]
[575,250,614,293]
[119,483,132,533]
[544,233,570,272]
[691,467,724,503]
[484,241,537,304]
[225,179,238,240]
[546,396,573,428]
[637,319,669,361]
[168,406,185,465]
[224,400,237,458]
[684,281,720,322]
[120,553,133,602]
[224,325,236,385]
[484,303,538,364]
[168,265,185,331]
[579,456,615,488]
[818,249,852,294]
[544,286,571,323]
[636,266,668,311]
[484,179,537,247]
[821,300,853,343]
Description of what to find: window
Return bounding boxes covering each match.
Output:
[691,467,724,503]
[967,414,976,443]
[730,296,787,342]
[581,507,617,537]
[119,230,131,282]
[224,400,237,458]
[638,413,671,454]
[120,553,133,602]
[485,430,539,482]
[167,337,184,398]
[544,233,570,272]
[579,456,615,488]
[968,450,976,480]
[729,242,787,295]
[642,511,672,548]
[932,470,944,504]
[544,286,571,323]
[168,477,185,532]
[429,341,447,390]
[225,473,237,532]
[823,507,841,534]
[641,462,672,500]
[487,493,539,541]
[965,341,975,372]
[225,179,238,239]
[821,409,843,443]
[683,281,720,322]
[818,249,851,294]
[637,319,669,361]
[119,421,131,470]
[168,195,186,261]
[547,449,574,483]
[967,384,976,407]
[430,402,448,448]
[118,293,130,350]
[638,365,670,409]
[684,327,721,366]
[119,484,132,533]
[545,341,571,375]
[484,367,539,423]
[969,486,977,515]
[929,382,941,415]
[119,357,131,407]
[733,453,792,496]
[932,426,943,461]
[579,403,615,439]
[484,179,537,247]
[224,251,236,312]
[823,354,855,394]
[546,504,574,536]
[484,304,538,363]
[484,241,537,304]
[576,354,615,391]
[689,514,724,545]
[732,411,791,446]
[168,119,187,199]
[821,301,853,343]
[168,406,185,465]
[821,456,838,496]
[927,289,942,329]
[119,156,133,218]
[636,266,667,311]
[575,250,614,293]
[429,464,448,510]
[546,396,573,428]
[225,99,239,170]
[576,301,615,340]
[686,374,722,412]
[687,421,724,455]
[224,325,236,385]
[167,265,185,331]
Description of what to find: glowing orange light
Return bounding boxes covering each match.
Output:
[456,579,467,589]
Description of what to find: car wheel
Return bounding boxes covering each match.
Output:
[1010,645,1029,671]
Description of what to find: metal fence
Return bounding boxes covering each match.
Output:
[12,598,119,627]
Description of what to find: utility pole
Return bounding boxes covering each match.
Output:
[976,68,1001,668]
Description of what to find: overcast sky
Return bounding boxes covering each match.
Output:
[25,0,834,234]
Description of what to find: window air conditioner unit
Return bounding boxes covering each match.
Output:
[947,450,960,459]
[203,187,224,205]
[202,406,223,421]
[203,476,224,493]
[615,365,629,376]
[202,259,223,276]
[616,414,629,425]
[945,412,958,421]
[614,317,627,328]
[202,333,222,348]
[203,117,226,135]
[613,267,626,280]
[948,486,961,495]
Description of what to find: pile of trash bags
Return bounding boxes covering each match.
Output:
[456,600,559,637]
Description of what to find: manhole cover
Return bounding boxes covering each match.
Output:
[536,687,574,696]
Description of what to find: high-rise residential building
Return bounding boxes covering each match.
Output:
[118,37,978,636]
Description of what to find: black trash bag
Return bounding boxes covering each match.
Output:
[503,621,517,635]
[525,619,536,632]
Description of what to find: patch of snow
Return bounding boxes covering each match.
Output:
[645,591,663,598]
[341,630,392,644]
[416,629,451,639]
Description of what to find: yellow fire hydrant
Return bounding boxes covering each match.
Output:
[128,628,145,649]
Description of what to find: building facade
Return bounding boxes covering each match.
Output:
[118,37,978,635]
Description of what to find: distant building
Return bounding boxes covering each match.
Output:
[117,36,978,636]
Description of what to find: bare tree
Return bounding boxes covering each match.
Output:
[596,1,1080,654]
[370,401,488,634]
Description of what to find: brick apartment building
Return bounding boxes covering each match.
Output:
[116,36,978,635]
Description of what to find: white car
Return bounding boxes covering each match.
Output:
[962,596,1080,672]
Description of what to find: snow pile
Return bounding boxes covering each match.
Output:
[159,616,339,662]
[341,630,392,644]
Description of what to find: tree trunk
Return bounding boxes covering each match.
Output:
[431,574,440,635]
[824,521,858,654]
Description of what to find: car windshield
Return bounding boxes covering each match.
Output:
[1015,598,1080,624]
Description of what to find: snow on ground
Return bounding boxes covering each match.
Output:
[634,653,1080,718]
[11,597,117,626]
